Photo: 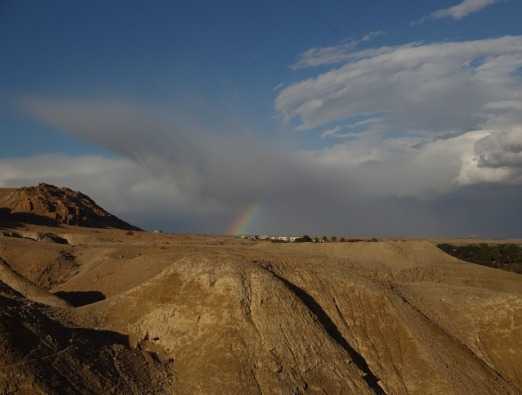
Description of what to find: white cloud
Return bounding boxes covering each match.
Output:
[457,127,522,185]
[320,126,342,139]
[291,31,385,69]
[277,35,522,192]
[304,132,472,197]
[277,36,522,133]
[320,118,382,139]
[273,82,286,92]
[432,0,499,20]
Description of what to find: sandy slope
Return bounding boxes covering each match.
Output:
[1,224,522,394]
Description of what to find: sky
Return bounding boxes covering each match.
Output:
[2,0,522,237]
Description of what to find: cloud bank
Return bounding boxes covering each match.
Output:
[277,36,522,188]
[5,35,522,237]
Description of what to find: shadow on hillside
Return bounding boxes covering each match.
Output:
[1,287,124,347]
[0,208,59,229]
[0,207,142,232]
[73,326,130,347]
[55,290,106,307]
[257,262,386,394]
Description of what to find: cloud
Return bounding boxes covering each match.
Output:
[455,127,522,186]
[320,126,342,139]
[5,129,522,237]
[0,153,221,228]
[277,36,522,133]
[476,127,522,169]
[12,37,522,236]
[277,36,522,192]
[432,0,499,20]
[19,99,339,232]
[305,131,475,197]
[291,31,384,69]
[273,82,286,92]
[412,0,500,24]
[320,118,383,139]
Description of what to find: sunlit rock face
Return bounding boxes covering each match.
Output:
[0,183,140,230]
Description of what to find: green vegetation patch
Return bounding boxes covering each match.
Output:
[438,243,522,274]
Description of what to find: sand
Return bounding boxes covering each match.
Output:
[1,222,522,394]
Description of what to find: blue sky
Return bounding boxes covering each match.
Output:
[3,0,520,151]
[2,0,522,236]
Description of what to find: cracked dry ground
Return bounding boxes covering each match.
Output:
[1,226,522,394]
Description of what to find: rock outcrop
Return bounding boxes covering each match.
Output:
[0,183,140,230]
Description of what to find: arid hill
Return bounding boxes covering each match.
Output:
[0,280,174,394]
[1,188,522,394]
[0,183,140,230]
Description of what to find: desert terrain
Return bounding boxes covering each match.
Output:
[1,185,522,394]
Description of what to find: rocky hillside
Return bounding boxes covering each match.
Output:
[0,183,140,230]
[0,280,174,394]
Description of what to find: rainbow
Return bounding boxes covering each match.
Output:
[227,203,259,235]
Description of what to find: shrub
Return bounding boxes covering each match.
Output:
[295,235,312,243]
[438,243,522,274]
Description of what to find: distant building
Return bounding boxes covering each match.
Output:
[239,234,312,243]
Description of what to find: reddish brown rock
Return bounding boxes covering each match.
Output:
[0,183,140,230]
